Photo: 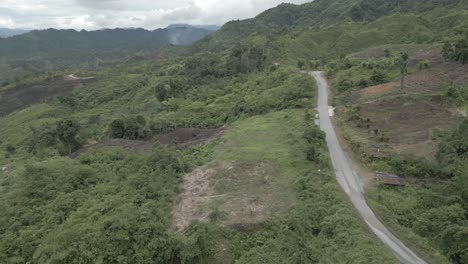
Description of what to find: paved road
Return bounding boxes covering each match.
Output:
[311,71,427,264]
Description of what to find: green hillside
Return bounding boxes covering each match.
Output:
[0,48,398,263]
[0,0,467,263]
[215,2,466,67]
[0,26,214,84]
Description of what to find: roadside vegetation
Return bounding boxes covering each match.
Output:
[202,111,395,263]
[328,41,468,263]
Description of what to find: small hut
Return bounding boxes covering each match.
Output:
[375,171,404,186]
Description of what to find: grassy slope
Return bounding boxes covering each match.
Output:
[202,110,397,263]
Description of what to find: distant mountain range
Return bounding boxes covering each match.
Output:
[0,28,30,38]
[166,24,221,31]
[0,24,219,39]
[0,24,217,82]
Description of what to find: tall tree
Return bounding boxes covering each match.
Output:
[398,52,409,89]
[443,36,468,64]
[56,119,81,155]
[454,38,468,64]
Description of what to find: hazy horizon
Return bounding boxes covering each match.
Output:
[0,0,311,31]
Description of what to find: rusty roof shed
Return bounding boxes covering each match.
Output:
[375,171,404,186]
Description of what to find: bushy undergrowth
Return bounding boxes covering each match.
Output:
[0,145,218,263]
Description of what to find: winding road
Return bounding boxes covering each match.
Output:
[311,71,427,264]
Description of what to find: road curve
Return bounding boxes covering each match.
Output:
[311,71,427,264]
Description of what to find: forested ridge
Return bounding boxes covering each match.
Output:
[0,25,214,84]
[0,0,467,263]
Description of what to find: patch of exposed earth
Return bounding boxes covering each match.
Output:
[347,59,468,160]
[358,62,468,99]
[360,97,461,159]
[63,74,95,81]
[171,160,295,231]
[157,127,225,149]
[171,167,216,231]
[70,127,225,158]
[349,44,443,63]
[0,75,95,116]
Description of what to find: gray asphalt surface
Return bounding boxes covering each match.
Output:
[311,71,427,264]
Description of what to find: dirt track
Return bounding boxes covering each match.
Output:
[312,71,427,264]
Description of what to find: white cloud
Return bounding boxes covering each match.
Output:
[0,17,15,27]
[0,0,311,30]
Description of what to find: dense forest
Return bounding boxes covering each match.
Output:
[0,25,215,84]
[0,0,467,263]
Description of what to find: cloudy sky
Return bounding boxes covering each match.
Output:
[0,0,311,30]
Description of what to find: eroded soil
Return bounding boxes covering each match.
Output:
[157,127,225,149]
[70,127,225,158]
[361,97,458,159]
[171,161,295,231]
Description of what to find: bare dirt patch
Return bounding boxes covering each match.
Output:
[349,44,443,62]
[358,62,468,98]
[71,127,225,158]
[63,74,95,81]
[0,76,94,117]
[171,161,295,231]
[341,60,467,162]
[157,127,225,149]
[360,97,460,158]
[359,82,399,97]
[171,167,216,231]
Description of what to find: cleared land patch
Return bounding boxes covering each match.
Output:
[172,167,216,231]
[358,62,468,99]
[172,160,295,231]
[363,98,457,158]
[171,110,307,231]
[157,127,225,148]
[71,127,224,158]
[0,76,94,116]
[338,56,467,160]
[349,44,443,63]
